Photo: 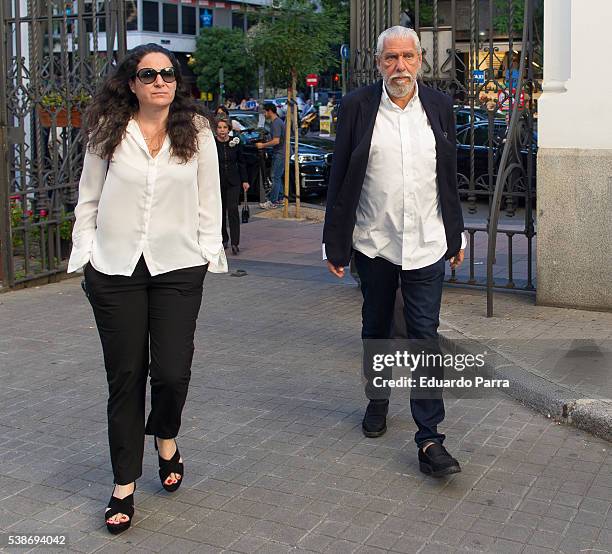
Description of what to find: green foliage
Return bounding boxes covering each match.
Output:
[9,199,38,250]
[492,0,544,53]
[40,89,91,109]
[9,199,73,252]
[191,27,256,98]
[320,0,349,44]
[493,0,525,35]
[401,0,434,27]
[247,0,344,89]
[59,211,74,241]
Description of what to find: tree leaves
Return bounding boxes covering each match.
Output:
[191,28,256,99]
[247,0,344,89]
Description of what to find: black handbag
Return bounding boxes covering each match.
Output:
[241,189,250,223]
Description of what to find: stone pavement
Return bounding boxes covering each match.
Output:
[1,213,612,553]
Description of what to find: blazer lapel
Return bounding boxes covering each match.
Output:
[419,84,446,141]
[352,80,383,159]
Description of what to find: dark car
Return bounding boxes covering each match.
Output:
[455,120,537,197]
[454,105,506,127]
[229,110,334,200]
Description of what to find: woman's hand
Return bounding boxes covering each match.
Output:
[242,182,250,192]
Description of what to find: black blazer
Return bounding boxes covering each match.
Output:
[322,80,464,267]
[215,138,248,188]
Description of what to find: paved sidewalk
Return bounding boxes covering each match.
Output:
[1,215,612,553]
[238,212,612,439]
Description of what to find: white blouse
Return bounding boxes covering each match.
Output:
[68,116,228,276]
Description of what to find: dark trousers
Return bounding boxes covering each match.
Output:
[221,185,241,246]
[354,250,446,447]
[84,257,207,484]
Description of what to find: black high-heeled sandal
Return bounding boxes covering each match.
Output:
[155,438,184,492]
[105,485,135,535]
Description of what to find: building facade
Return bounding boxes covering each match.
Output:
[117,0,271,54]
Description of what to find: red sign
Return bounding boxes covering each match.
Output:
[306,74,319,86]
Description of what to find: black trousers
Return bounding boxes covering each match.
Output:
[84,257,207,485]
[221,185,241,246]
[354,250,446,447]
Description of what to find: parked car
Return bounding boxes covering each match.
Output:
[454,105,506,127]
[227,109,262,132]
[316,90,343,106]
[263,96,306,118]
[455,119,537,197]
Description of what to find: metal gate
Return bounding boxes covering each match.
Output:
[350,0,541,316]
[0,0,126,288]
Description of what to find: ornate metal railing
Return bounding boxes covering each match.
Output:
[349,0,541,316]
[0,0,127,288]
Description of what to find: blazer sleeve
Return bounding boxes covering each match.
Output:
[325,99,354,212]
[196,124,228,273]
[444,99,465,251]
[67,147,107,273]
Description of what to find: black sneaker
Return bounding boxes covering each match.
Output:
[418,442,461,477]
[362,400,388,438]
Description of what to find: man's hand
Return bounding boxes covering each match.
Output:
[327,261,345,278]
[255,142,265,150]
[449,249,465,271]
[242,182,250,191]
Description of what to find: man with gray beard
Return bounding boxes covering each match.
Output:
[323,26,465,477]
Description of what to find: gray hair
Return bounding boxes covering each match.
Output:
[375,26,422,56]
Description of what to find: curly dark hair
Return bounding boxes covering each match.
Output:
[83,43,206,163]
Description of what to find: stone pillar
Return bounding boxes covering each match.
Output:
[536,0,612,311]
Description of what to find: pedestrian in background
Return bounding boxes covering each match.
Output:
[256,102,286,209]
[215,117,249,254]
[215,105,241,133]
[68,43,227,534]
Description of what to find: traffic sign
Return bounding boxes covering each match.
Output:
[340,44,349,60]
[306,73,319,86]
[472,70,485,84]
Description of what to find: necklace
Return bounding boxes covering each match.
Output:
[135,116,166,154]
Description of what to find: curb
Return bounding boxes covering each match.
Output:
[438,324,612,443]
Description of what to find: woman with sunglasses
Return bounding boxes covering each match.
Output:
[68,44,226,534]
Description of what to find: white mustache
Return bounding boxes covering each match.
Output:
[390,72,414,81]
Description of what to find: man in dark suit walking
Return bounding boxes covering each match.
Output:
[323,26,465,477]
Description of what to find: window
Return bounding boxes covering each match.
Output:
[163,3,178,33]
[182,6,196,35]
[143,1,159,32]
[232,12,245,31]
[125,0,137,31]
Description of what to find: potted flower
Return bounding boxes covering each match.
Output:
[38,89,91,128]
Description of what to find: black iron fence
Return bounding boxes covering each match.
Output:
[0,0,126,288]
[350,0,541,315]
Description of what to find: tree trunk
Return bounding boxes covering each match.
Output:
[282,83,292,218]
[292,70,300,218]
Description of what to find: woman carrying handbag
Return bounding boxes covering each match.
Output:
[214,117,250,254]
[68,43,227,534]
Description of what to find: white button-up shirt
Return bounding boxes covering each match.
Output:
[352,83,465,270]
[68,116,228,276]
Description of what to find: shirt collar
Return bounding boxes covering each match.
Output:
[381,80,420,112]
[127,117,170,159]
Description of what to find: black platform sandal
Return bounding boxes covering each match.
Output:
[105,485,135,535]
[155,438,184,492]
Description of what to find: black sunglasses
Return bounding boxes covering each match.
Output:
[136,67,176,85]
